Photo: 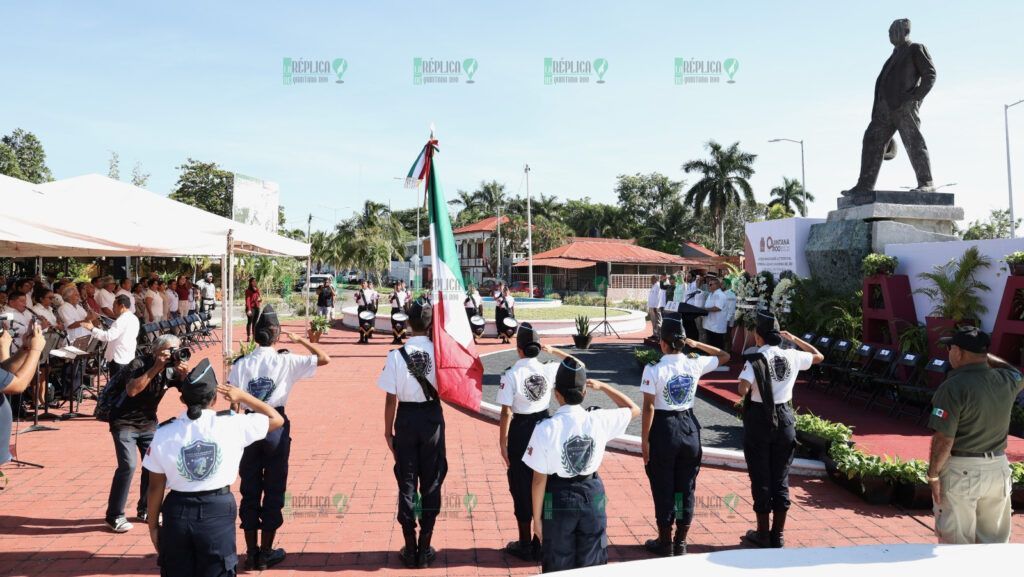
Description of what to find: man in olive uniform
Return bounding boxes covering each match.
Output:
[927,326,1023,544]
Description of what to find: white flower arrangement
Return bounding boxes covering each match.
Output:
[771,278,795,319]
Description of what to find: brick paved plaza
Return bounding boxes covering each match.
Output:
[1,322,1022,576]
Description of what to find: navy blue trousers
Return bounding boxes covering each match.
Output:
[644,409,702,526]
[742,402,796,513]
[542,475,607,573]
[507,410,548,522]
[393,401,447,533]
[159,489,237,577]
[238,409,290,531]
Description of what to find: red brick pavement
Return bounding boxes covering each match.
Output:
[1,321,1021,577]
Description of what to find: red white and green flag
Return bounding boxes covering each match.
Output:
[405,133,483,410]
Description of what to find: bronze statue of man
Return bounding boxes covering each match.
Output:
[843,19,936,195]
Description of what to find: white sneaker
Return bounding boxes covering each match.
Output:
[106,517,133,533]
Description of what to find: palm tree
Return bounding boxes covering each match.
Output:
[472,180,507,216]
[309,230,332,273]
[530,193,562,221]
[768,177,815,217]
[915,246,992,321]
[682,140,757,253]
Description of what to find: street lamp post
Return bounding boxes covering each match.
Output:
[1005,99,1024,238]
[525,163,534,297]
[769,138,806,211]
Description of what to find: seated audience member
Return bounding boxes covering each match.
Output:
[58,285,94,343]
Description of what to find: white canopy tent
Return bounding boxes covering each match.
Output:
[1,173,311,379]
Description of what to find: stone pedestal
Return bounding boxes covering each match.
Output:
[805,190,963,294]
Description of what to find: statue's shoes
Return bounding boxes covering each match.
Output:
[840,187,872,197]
[909,185,935,192]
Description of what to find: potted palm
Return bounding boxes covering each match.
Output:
[915,247,992,358]
[1005,251,1024,277]
[573,315,593,349]
[309,315,330,343]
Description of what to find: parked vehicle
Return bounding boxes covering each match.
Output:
[296,273,335,293]
[509,281,542,298]
[478,277,501,295]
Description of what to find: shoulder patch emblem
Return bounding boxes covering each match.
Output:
[406,349,433,379]
[767,354,791,383]
[176,440,222,482]
[663,374,695,406]
[247,377,276,402]
[523,374,548,402]
[561,435,595,476]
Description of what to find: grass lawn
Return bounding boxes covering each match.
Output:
[370,304,629,321]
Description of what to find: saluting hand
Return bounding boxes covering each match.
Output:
[218,383,246,404]
[286,332,303,344]
[586,379,603,391]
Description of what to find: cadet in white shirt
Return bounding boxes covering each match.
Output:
[142,359,284,577]
[523,357,640,573]
[389,280,411,344]
[379,299,446,569]
[228,304,328,571]
[647,274,667,339]
[497,323,581,561]
[640,317,730,556]
[495,286,517,343]
[355,280,377,344]
[81,295,139,377]
[702,275,729,349]
[737,311,823,549]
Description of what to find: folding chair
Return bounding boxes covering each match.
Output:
[844,347,896,404]
[865,351,922,412]
[828,343,875,395]
[810,338,851,389]
[139,322,162,355]
[199,312,220,344]
[890,358,949,425]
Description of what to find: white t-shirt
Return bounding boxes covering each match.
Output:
[142,409,269,492]
[116,288,135,313]
[522,404,631,478]
[30,303,57,328]
[58,302,90,342]
[2,306,33,353]
[641,353,719,411]
[146,289,164,321]
[96,288,116,313]
[738,344,814,404]
[377,336,436,403]
[465,292,482,310]
[229,346,319,409]
[647,282,666,309]
[497,357,559,414]
[704,289,728,334]
[692,290,706,308]
[391,290,409,310]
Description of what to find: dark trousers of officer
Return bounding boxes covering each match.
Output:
[393,401,447,533]
[239,408,290,531]
[542,474,607,573]
[682,317,699,344]
[159,488,237,577]
[645,410,702,526]
[705,331,726,350]
[507,410,549,522]
[107,429,154,522]
[742,402,796,513]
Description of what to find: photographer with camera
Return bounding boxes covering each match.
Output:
[1,325,46,470]
[81,295,139,379]
[101,334,189,533]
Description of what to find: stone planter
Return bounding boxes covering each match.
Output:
[308,330,323,343]
[1011,263,1024,277]
[795,430,831,460]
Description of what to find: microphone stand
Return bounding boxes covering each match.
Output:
[17,330,62,433]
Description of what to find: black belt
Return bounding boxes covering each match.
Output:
[398,400,440,408]
[951,449,1004,458]
[548,473,594,486]
[169,486,230,496]
[748,401,789,407]
[512,409,549,420]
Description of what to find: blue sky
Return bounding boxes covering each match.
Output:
[3,1,1024,233]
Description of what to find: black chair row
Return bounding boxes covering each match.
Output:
[800,332,950,425]
[138,312,220,355]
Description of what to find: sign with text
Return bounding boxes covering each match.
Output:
[744,217,823,278]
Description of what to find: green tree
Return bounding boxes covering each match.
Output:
[768,177,814,217]
[561,198,623,238]
[682,140,757,253]
[614,172,684,240]
[958,209,1021,240]
[169,158,234,217]
[641,201,695,254]
[0,142,25,180]
[1,128,53,183]
[130,162,150,188]
[766,203,793,220]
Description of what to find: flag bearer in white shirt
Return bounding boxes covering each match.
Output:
[640,316,730,556]
[523,357,640,573]
[737,311,823,549]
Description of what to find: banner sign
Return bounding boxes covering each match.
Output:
[232,173,280,233]
[744,217,823,277]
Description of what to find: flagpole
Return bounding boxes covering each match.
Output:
[525,163,534,297]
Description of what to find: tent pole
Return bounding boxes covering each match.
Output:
[221,231,233,382]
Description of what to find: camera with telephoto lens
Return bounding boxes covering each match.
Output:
[169,347,192,364]
[0,312,13,335]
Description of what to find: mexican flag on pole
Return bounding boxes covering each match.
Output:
[405,134,483,410]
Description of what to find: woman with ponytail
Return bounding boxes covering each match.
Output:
[142,358,283,577]
[497,322,581,561]
[639,316,730,556]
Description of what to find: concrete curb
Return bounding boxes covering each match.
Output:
[476,349,825,478]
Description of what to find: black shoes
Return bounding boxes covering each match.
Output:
[743,529,772,548]
[244,550,260,571]
[770,531,785,548]
[400,546,417,568]
[644,538,672,556]
[416,546,436,568]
